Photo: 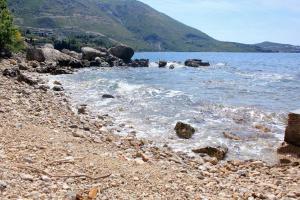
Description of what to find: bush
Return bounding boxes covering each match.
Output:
[0,0,24,56]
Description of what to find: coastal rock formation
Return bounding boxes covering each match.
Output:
[81,47,107,61]
[285,109,300,146]
[192,146,228,160]
[102,94,115,99]
[184,59,210,67]
[159,61,167,68]
[129,59,149,67]
[174,122,195,139]
[109,45,134,62]
[26,47,45,62]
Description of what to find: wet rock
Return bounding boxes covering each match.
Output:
[174,122,195,139]
[169,65,175,69]
[159,61,167,68]
[184,59,210,67]
[109,45,134,62]
[192,146,228,160]
[52,86,64,91]
[2,68,20,77]
[223,132,241,141]
[129,59,149,67]
[78,106,87,115]
[254,124,271,133]
[102,94,115,99]
[82,47,107,61]
[53,81,62,85]
[285,109,300,146]
[277,142,300,157]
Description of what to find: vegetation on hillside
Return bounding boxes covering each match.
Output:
[0,0,23,56]
[8,0,263,52]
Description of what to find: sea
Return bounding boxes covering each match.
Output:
[48,52,300,163]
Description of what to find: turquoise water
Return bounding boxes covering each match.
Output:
[50,52,300,162]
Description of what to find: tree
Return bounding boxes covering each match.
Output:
[0,0,23,56]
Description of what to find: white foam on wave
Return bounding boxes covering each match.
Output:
[116,81,143,94]
[237,71,294,82]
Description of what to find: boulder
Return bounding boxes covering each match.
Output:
[129,59,149,67]
[26,46,74,64]
[2,68,20,77]
[26,47,45,62]
[42,47,72,63]
[52,86,64,91]
[169,64,175,69]
[284,109,300,146]
[81,47,107,61]
[61,49,82,59]
[184,59,210,67]
[43,43,54,49]
[159,61,167,68]
[174,122,195,139]
[192,146,228,160]
[109,45,134,62]
[102,94,115,99]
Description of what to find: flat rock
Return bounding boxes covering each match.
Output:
[192,146,228,160]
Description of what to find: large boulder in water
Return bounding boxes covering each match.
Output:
[184,59,210,67]
[81,47,107,61]
[174,122,195,139]
[159,61,167,68]
[192,146,228,160]
[285,109,300,146]
[109,45,134,62]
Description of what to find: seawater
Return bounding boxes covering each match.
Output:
[49,52,300,163]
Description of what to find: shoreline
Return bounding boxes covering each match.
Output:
[0,57,300,199]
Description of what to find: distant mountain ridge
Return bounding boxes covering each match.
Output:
[255,42,300,53]
[7,0,298,52]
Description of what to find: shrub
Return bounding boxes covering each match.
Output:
[0,0,24,56]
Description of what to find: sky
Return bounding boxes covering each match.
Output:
[139,0,300,45]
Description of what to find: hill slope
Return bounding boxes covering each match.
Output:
[8,0,262,52]
[255,42,300,53]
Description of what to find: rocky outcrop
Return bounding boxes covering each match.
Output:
[284,109,300,146]
[26,47,45,62]
[192,146,228,160]
[174,122,195,139]
[61,49,82,60]
[159,61,167,68]
[109,45,134,62]
[129,59,149,67]
[184,59,210,67]
[81,47,107,61]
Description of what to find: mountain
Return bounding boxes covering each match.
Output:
[8,0,263,52]
[255,42,300,53]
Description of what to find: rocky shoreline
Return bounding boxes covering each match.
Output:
[0,51,299,199]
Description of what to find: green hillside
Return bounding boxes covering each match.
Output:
[8,0,263,52]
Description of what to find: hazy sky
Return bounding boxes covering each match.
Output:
[139,0,300,45]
